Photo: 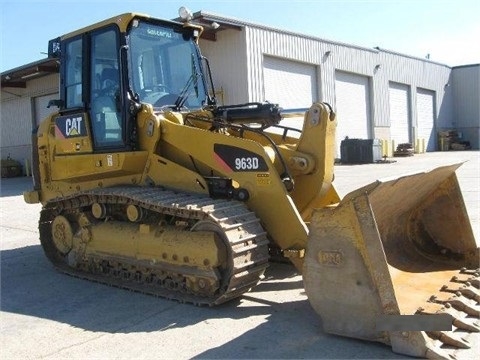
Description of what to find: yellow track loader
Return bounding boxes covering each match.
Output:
[23,11,478,359]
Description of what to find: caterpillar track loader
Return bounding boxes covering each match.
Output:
[23,11,479,359]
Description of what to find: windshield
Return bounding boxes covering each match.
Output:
[127,20,208,110]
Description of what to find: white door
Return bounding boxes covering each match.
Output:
[334,71,371,156]
[263,56,317,109]
[263,56,317,132]
[416,88,436,151]
[389,82,410,146]
[34,93,59,126]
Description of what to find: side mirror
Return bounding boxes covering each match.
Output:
[47,99,64,108]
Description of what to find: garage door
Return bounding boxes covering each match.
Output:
[34,93,59,126]
[416,88,436,151]
[334,71,371,155]
[263,56,317,109]
[263,56,317,134]
[389,82,410,145]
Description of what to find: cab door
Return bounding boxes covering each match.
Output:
[49,25,147,182]
[89,28,124,150]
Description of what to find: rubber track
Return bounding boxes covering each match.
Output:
[39,186,270,306]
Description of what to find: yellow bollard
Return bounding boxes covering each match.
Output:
[24,158,31,177]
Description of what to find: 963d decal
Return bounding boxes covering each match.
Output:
[214,144,268,172]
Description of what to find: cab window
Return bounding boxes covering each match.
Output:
[89,28,124,148]
[64,38,83,108]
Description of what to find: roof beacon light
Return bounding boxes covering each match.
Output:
[178,6,193,22]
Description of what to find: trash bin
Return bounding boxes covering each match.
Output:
[340,138,382,164]
[1,158,23,178]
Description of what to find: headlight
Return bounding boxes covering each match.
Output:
[178,6,193,22]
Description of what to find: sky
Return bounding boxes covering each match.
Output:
[1,0,479,72]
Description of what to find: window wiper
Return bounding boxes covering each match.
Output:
[174,73,197,110]
[174,53,199,110]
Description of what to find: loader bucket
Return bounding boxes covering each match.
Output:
[303,163,479,359]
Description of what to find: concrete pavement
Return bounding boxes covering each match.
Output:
[1,150,478,359]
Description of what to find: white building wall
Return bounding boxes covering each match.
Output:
[452,65,480,149]
[372,50,453,151]
[199,30,249,105]
[0,97,32,153]
[222,24,458,150]
[244,27,329,104]
[0,74,58,168]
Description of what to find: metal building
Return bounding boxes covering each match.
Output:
[1,58,59,166]
[451,64,480,149]
[195,11,479,154]
[1,10,479,172]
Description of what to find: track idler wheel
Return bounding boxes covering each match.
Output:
[51,215,74,255]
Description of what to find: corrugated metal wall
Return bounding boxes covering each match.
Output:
[374,50,453,133]
[1,74,58,166]
[244,27,331,104]
[199,30,249,105]
[217,25,459,149]
[452,65,480,149]
[1,97,32,147]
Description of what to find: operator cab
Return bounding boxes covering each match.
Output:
[128,19,209,111]
[49,14,214,153]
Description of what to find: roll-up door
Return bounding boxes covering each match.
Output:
[416,88,436,151]
[334,71,371,156]
[34,93,59,126]
[263,56,317,132]
[389,82,410,145]
[263,56,317,109]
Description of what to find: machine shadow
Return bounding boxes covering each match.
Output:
[0,177,32,197]
[0,246,297,334]
[1,245,403,359]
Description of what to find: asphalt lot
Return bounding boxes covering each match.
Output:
[1,150,478,360]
